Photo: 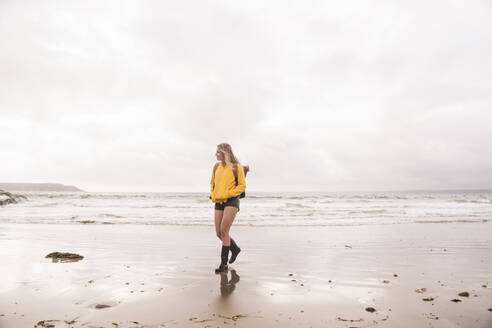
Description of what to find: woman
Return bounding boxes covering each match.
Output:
[210,143,248,273]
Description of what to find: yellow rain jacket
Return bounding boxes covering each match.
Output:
[210,162,246,204]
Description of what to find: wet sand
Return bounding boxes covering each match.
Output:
[0,222,491,328]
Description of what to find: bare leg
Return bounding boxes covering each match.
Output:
[214,210,224,241]
[214,209,230,274]
[220,206,238,246]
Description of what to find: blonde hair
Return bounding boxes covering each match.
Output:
[217,143,239,169]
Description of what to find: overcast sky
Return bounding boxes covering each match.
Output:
[1,0,491,192]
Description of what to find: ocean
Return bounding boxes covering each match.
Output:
[1,190,491,227]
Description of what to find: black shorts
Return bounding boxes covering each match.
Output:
[214,196,240,211]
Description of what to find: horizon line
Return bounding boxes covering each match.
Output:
[59,188,492,193]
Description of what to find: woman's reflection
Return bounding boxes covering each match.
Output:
[219,269,240,297]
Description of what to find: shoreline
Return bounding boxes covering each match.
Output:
[0,218,488,227]
[1,222,491,327]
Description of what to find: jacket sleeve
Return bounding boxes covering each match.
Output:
[210,164,216,194]
[228,164,246,197]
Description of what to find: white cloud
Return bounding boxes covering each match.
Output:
[1,0,491,191]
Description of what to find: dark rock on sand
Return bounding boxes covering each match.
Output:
[365,307,376,313]
[95,304,111,309]
[35,320,60,328]
[451,299,462,302]
[337,317,363,322]
[45,252,84,263]
[458,291,469,297]
[78,220,96,224]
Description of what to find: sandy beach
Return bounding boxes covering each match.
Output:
[0,222,491,328]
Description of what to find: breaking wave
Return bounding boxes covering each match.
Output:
[1,190,491,227]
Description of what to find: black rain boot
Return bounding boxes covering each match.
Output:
[229,238,241,264]
[215,245,229,274]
